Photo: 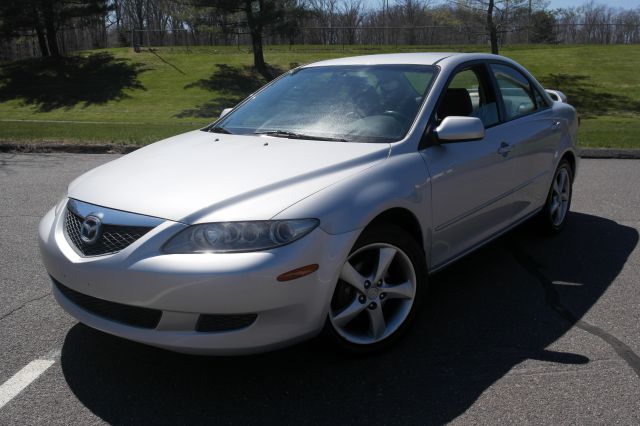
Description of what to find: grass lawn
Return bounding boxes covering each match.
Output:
[0,44,638,148]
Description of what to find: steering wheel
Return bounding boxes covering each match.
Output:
[381,110,404,121]
[381,110,407,134]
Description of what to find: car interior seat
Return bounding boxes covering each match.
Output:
[437,88,473,121]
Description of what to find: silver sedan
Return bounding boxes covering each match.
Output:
[38,52,578,354]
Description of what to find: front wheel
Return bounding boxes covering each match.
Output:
[324,224,427,353]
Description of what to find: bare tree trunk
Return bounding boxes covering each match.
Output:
[136,0,144,46]
[244,0,269,78]
[250,28,268,76]
[487,0,499,54]
[43,0,60,57]
[34,10,50,57]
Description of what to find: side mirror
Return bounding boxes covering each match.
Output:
[220,108,233,118]
[435,116,485,143]
[545,89,567,103]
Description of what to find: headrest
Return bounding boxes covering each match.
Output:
[438,88,473,119]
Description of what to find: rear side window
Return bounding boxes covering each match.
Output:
[490,64,537,120]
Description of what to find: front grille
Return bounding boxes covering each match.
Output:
[53,278,162,329]
[196,313,257,332]
[64,208,153,256]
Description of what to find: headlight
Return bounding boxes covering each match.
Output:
[163,219,320,253]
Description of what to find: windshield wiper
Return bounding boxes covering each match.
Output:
[209,125,232,134]
[254,130,347,142]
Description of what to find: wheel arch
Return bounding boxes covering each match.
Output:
[365,208,425,256]
[560,150,577,177]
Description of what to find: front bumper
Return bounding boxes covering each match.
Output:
[39,205,359,355]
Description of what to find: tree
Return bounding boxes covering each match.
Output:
[0,0,50,56]
[0,0,109,57]
[530,9,555,43]
[306,0,339,44]
[193,0,297,78]
[272,1,309,45]
[452,0,546,54]
[486,0,498,53]
[339,0,364,45]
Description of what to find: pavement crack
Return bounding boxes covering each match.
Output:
[511,246,640,379]
[0,292,51,322]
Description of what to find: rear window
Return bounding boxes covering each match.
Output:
[490,64,537,120]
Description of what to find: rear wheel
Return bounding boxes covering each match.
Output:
[538,160,573,233]
[324,224,426,353]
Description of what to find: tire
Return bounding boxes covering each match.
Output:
[537,160,573,233]
[323,223,427,354]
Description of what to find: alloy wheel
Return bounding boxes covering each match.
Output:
[550,167,571,227]
[329,243,417,345]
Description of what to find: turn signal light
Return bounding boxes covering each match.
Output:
[277,264,319,282]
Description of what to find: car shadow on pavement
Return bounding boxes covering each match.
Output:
[59,212,638,425]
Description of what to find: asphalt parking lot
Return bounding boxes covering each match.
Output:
[0,153,639,425]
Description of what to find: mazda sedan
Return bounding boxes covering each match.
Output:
[39,53,578,354]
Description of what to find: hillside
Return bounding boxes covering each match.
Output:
[1,44,638,147]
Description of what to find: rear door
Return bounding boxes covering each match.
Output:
[488,62,560,211]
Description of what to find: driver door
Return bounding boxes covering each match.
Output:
[421,63,518,268]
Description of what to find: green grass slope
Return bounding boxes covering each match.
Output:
[0,44,638,147]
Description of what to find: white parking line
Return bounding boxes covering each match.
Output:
[0,359,55,409]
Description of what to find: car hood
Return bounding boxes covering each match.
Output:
[68,131,389,223]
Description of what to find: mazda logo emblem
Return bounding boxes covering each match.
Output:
[80,215,102,245]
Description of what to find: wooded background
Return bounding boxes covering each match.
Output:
[2,0,640,63]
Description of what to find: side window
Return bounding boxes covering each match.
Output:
[436,67,499,128]
[491,64,537,120]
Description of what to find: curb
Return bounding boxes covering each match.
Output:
[0,142,139,154]
[579,148,640,159]
[1,142,640,159]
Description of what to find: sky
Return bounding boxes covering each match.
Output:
[546,0,639,9]
[426,0,640,10]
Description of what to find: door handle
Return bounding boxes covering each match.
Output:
[497,142,512,157]
[551,121,561,131]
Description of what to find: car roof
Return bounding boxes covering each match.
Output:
[303,52,505,68]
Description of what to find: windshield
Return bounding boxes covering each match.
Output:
[209,64,438,143]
